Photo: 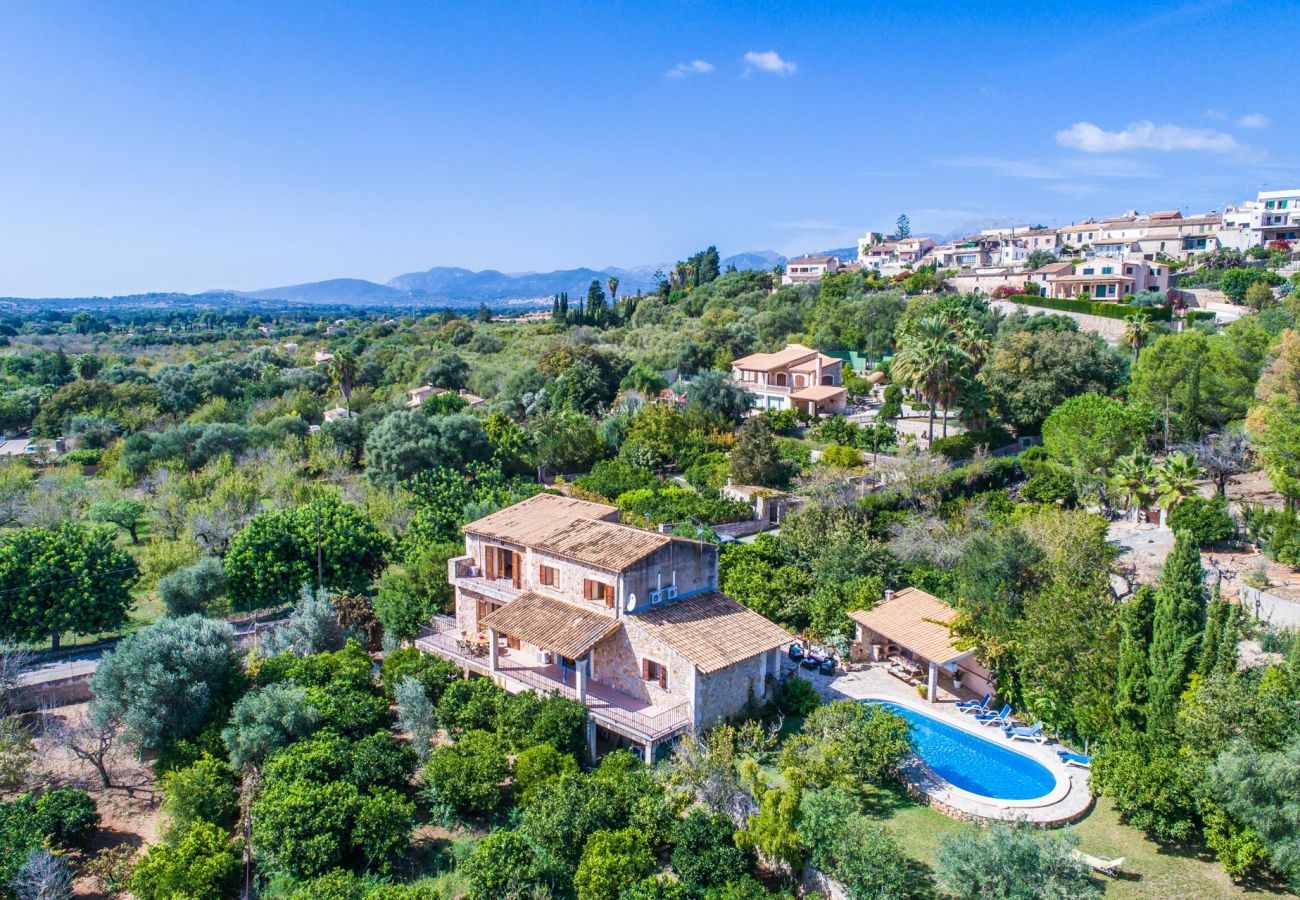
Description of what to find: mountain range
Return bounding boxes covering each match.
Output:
[2,247,862,310]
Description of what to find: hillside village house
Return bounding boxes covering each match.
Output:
[415,494,792,761]
[781,255,842,284]
[406,385,488,409]
[730,343,848,416]
[1047,258,1169,300]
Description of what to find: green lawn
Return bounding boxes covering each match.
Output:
[868,785,1296,899]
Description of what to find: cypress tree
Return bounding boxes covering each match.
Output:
[1198,587,1227,679]
[1211,601,1241,678]
[1115,584,1155,730]
[1146,532,1208,733]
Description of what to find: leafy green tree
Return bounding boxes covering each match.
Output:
[798,787,912,900]
[129,822,241,900]
[379,647,460,703]
[421,729,510,819]
[0,523,137,649]
[252,777,361,878]
[89,615,240,750]
[1146,532,1208,733]
[935,822,1098,900]
[574,827,655,900]
[461,829,543,900]
[1042,393,1147,483]
[261,586,345,657]
[160,753,237,836]
[373,544,460,641]
[513,743,579,807]
[1131,330,1248,444]
[981,329,1124,433]
[222,683,319,769]
[780,700,910,788]
[364,409,490,487]
[1168,495,1235,546]
[671,809,754,897]
[224,496,389,610]
[87,498,147,544]
[353,786,415,871]
[1210,736,1300,888]
[729,416,789,487]
[736,765,803,873]
[158,557,227,616]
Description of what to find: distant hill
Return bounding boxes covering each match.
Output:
[2,245,874,311]
[239,278,408,304]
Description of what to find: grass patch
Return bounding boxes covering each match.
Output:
[868,787,1295,899]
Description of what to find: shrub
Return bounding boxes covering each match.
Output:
[513,744,579,807]
[771,676,821,718]
[380,647,460,704]
[936,822,1098,899]
[252,778,362,878]
[160,754,237,835]
[1004,293,1172,322]
[573,459,659,501]
[671,810,754,895]
[931,426,1014,461]
[574,827,656,900]
[1168,496,1235,546]
[819,444,864,468]
[130,822,241,900]
[461,829,542,900]
[1019,468,1077,505]
[158,556,228,616]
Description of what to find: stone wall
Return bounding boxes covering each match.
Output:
[695,654,766,728]
[591,621,693,708]
[622,540,716,606]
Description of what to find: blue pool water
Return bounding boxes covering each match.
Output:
[866,700,1056,801]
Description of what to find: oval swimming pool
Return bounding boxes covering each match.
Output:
[866,700,1057,801]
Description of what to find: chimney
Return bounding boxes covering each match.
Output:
[883,589,895,602]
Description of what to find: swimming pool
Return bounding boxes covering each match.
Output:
[866,700,1057,801]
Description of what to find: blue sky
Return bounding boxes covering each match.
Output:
[1,0,1296,296]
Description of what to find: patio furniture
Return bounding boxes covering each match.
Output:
[1071,850,1125,877]
[956,694,992,714]
[817,657,836,676]
[974,704,1014,726]
[788,643,804,662]
[1004,722,1045,743]
[1057,750,1092,768]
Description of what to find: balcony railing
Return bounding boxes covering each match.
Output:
[415,620,693,743]
[449,555,522,603]
[736,381,790,395]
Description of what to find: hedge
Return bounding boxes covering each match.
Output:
[1185,310,1216,324]
[1004,294,1172,322]
[930,426,1014,461]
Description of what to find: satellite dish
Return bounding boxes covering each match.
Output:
[625,592,638,612]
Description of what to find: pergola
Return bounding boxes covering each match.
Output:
[848,588,976,703]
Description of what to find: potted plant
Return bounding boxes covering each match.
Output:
[952,670,964,690]
[916,684,927,700]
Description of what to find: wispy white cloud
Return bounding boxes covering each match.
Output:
[742,50,796,76]
[1237,112,1270,129]
[943,158,1061,180]
[1056,120,1241,154]
[940,156,1153,181]
[665,59,714,79]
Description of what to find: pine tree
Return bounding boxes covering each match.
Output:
[895,214,912,239]
[1146,532,1208,733]
[1198,587,1227,678]
[1115,585,1155,730]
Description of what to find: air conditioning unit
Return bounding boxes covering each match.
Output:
[648,589,664,605]
[536,650,552,665]
[663,585,678,600]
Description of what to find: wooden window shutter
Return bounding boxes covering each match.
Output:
[584,579,594,600]
[512,552,521,589]
[658,664,668,690]
[642,659,650,680]
[485,547,495,580]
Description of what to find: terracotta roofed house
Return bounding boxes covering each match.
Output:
[781,255,841,284]
[730,343,848,416]
[415,493,793,761]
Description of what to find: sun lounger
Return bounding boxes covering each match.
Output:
[1004,722,1045,743]
[1072,850,1125,877]
[1057,750,1091,768]
[956,693,992,714]
[975,704,1013,726]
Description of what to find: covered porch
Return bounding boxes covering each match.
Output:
[848,588,994,703]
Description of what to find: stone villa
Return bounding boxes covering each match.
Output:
[415,493,793,761]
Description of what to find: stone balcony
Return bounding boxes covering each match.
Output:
[448,555,521,603]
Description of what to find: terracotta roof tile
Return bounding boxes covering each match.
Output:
[630,591,793,674]
[848,587,971,665]
[480,591,619,658]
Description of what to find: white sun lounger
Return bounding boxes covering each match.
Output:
[1072,850,1125,877]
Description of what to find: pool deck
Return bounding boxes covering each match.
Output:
[797,662,1094,826]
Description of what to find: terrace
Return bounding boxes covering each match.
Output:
[415,617,693,745]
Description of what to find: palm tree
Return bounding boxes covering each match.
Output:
[1109,452,1157,519]
[1155,451,1203,510]
[892,315,968,440]
[329,350,359,414]
[1123,313,1153,362]
[606,275,619,308]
